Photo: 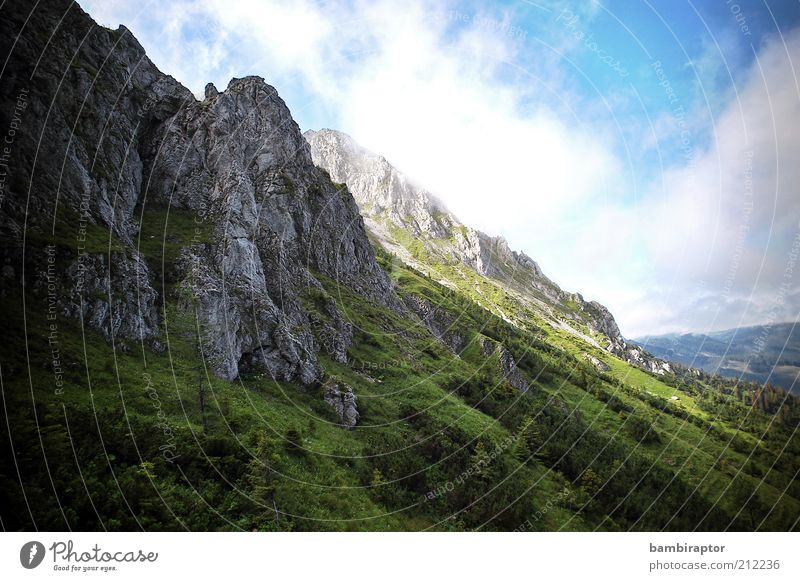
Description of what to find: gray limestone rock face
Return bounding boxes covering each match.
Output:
[478,336,530,393]
[28,245,160,343]
[583,353,610,373]
[148,76,395,382]
[402,294,466,354]
[0,1,397,384]
[0,3,193,245]
[63,250,161,341]
[625,347,672,375]
[0,0,189,351]
[304,129,453,238]
[480,335,497,357]
[305,129,544,281]
[204,82,220,100]
[323,378,359,428]
[497,346,530,393]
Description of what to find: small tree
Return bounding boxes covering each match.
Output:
[246,433,281,527]
[627,414,660,444]
[284,427,305,455]
[578,468,603,498]
[469,441,492,479]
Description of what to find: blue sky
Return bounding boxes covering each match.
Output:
[83,0,800,338]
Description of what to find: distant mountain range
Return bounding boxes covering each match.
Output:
[633,323,800,393]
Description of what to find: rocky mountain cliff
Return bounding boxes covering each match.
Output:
[305,128,669,374]
[0,0,666,387]
[304,129,547,281]
[0,0,393,385]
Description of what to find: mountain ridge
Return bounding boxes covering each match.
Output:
[305,127,671,375]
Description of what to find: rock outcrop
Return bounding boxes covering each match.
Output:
[626,347,673,375]
[479,336,530,393]
[0,1,191,344]
[0,5,193,244]
[583,353,610,373]
[305,129,552,285]
[144,75,396,381]
[62,250,161,341]
[402,294,466,354]
[323,378,359,428]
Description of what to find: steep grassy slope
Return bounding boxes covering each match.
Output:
[2,213,798,531]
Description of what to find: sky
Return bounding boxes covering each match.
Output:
[82,0,800,338]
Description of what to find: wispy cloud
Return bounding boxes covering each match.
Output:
[596,29,800,336]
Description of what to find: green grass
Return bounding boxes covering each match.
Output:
[133,204,213,298]
[135,204,213,265]
[2,221,799,531]
[27,206,126,254]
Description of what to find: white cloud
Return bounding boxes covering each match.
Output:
[595,29,800,336]
[84,0,626,257]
